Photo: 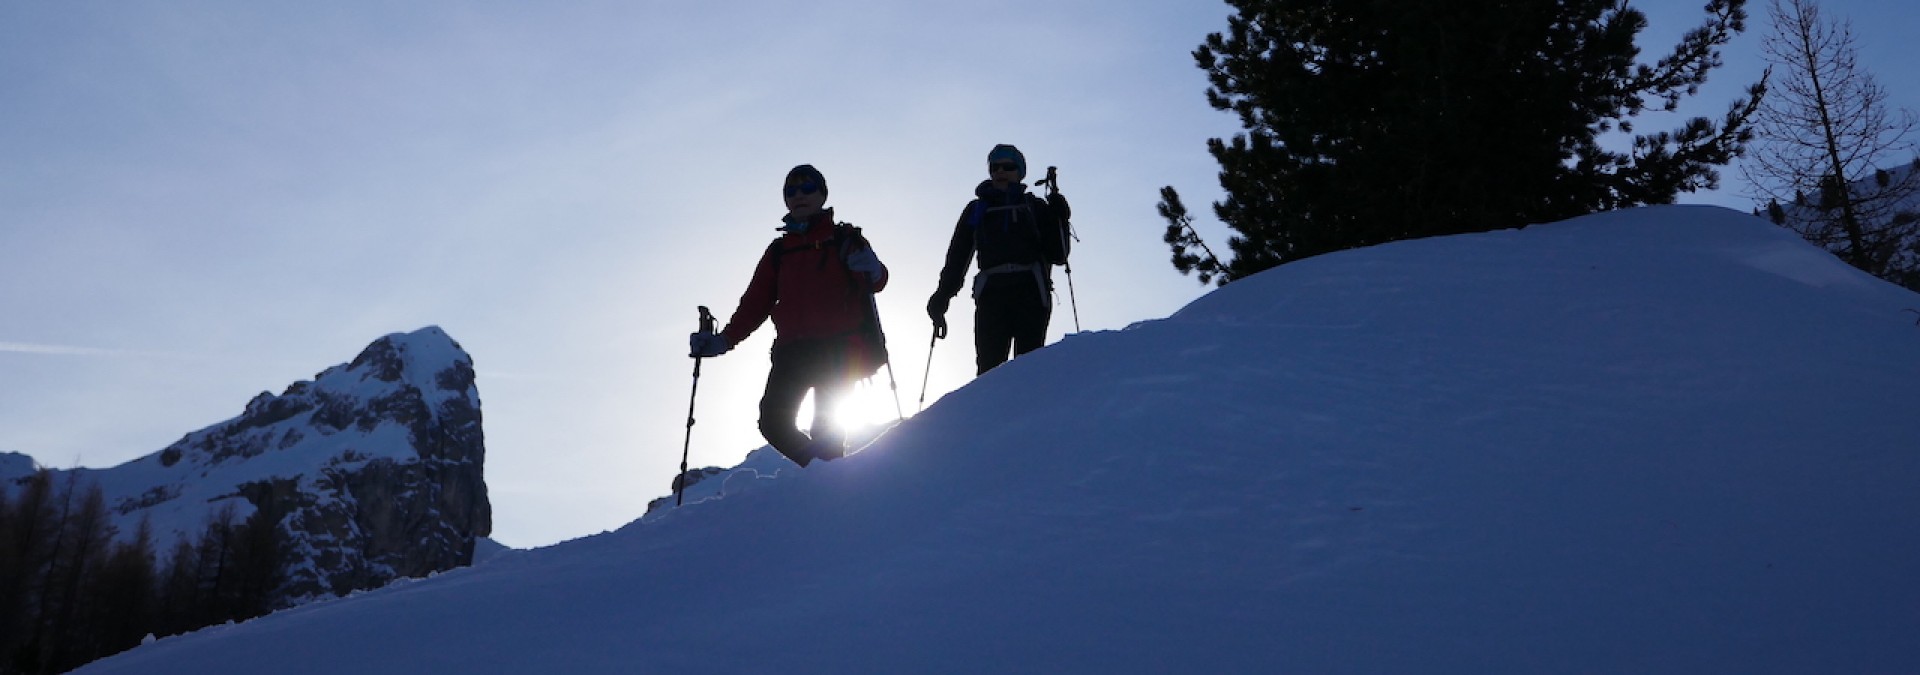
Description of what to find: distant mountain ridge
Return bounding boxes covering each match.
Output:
[0,326,492,607]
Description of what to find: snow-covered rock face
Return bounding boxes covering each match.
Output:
[0,451,35,481]
[34,326,491,607]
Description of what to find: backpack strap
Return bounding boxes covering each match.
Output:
[834,223,868,259]
[763,224,886,365]
[969,196,1047,259]
[766,224,868,290]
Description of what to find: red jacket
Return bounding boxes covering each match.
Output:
[720,211,889,349]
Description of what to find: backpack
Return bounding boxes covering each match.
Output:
[966,194,1070,266]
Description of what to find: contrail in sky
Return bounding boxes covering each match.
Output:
[1,340,574,383]
[0,341,215,361]
[0,341,136,357]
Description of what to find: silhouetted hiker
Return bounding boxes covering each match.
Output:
[690,164,889,466]
[927,144,1071,374]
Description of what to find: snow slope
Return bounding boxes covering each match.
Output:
[77,205,1920,674]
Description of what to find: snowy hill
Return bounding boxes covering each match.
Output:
[76,206,1920,674]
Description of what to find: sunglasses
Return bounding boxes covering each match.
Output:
[990,162,1020,173]
[783,181,820,198]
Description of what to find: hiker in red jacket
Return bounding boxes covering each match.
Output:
[689,164,889,467]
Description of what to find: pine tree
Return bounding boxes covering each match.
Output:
[155,537,203,638]
[8,471,73,673]
[26,477,116,674]
[0,472,57,672]
[228,505,286,618]
[0,477,20,671]
[1162,0,1764,284]
[83,519,158,666]
[1742,0,1919,289]
[194,504,243,626]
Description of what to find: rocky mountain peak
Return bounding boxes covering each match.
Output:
[17,326,492,608]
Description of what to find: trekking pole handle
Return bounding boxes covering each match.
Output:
[1044,166,1058,194]
[698,306,715,335]
[933,324,947,340]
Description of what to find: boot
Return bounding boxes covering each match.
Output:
[774,443,815,468]
[774,437,845,468]
[808,438,846,463]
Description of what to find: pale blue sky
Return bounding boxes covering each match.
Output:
[3,1,1913,548]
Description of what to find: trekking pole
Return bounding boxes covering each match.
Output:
[866,293,905,421]
[917,323,947,412]
[676,306,716,507]
[1039,166,1081,332]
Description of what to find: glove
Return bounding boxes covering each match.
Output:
[689,332,731,358]
[1047,192,1071,222]
[846,246,884,283]
[926,294,949,331]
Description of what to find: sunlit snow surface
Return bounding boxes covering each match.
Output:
[79,206,1920,674]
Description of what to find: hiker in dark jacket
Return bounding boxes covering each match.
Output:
[927,144,1071,375]
[690,164,889,467]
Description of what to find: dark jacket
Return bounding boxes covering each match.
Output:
[932,181,1069,302]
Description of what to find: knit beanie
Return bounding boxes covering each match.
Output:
[784,164,827,199]
[988,144,1026,181]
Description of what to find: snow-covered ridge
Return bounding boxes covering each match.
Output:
[76,207,1920,674]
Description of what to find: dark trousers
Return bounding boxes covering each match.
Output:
[974,272,1051,375]
[759,338,850,465]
